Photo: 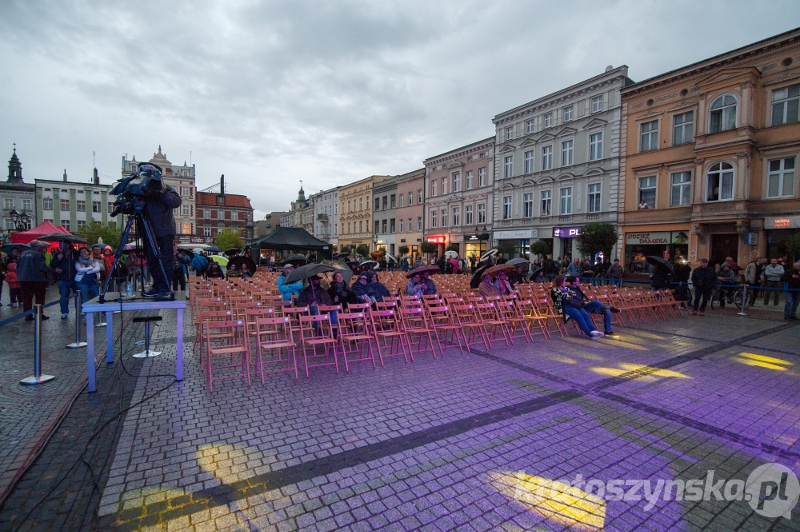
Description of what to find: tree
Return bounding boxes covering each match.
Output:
[787,233,800,263]
[78,221,122,249]
[214,227,243,251]
[496,241,516,258]
[529,239,551,258]
[576,222,619,259]
[398,245,409,255]
[339,245,351,255]
[355,244,370,257]
[420,242,437,254]
[445,244,459,253]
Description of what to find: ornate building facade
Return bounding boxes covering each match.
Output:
[491,66,632,260]
[0,147,35,242]
[394,168,425,261]
[619,29,800,269]
[337,176,388,254]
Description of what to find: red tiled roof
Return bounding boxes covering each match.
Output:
[196,192,253,209]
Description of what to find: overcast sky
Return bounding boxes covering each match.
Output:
[2,1,799,219]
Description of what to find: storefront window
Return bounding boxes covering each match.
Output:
[624,231,689,273]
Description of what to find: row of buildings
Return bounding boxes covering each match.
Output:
[0,146,255,247]
[3,29,799,270]
[269,28,800,269]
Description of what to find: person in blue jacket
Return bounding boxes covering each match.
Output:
[277,263,303,301]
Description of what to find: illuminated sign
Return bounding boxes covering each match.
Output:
[494,229,538,239]
[552,226,582,238]
[426,235,446,244]
[765,215,800,229]
[626,232,670,245]
[773,218,790,228]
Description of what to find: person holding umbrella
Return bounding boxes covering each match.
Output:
[277,264,302,301]
[405,273,425,297]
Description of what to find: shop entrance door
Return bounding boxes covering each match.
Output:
[710,233,738,266]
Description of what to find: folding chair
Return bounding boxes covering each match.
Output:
[399,307,437,359]
[427,304,465,356]
[205,319,251,392]
[337,312,377,371]
[370,310,410,365]
[453,303,491,351]
[475,302,513,347]
[298,314,339,377]
[255,316,298,382]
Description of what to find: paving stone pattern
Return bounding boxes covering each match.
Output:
[91,305,799,531]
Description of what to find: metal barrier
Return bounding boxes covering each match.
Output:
[20,305,55,385]
[66,291,87,349]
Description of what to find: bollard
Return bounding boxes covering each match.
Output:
[738,284,748,317]
[21,305,56,385]
[66,291,88,348]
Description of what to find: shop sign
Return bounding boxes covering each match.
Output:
[426,235,446,244]
[553,226,582,238]
[625,232,671,245]
[494,229,538,240]
[765,215,800,229]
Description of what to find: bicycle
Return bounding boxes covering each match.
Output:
[710,283,754,309]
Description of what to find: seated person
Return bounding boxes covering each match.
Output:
[352,274,375,305]
[495,270,514,296]
[421,271,437,295]
[327,271,355,308]
[296,275,337,333]
[277,264,303,301]
[205,262,225,279]
[566,275,620,335]
[365,270,390,302]
[226,263,242,279]
[479,273,500,297]
[405,273,425,298]
[716,264,735,307]
[551,275,604,339]
[507,264,528,287]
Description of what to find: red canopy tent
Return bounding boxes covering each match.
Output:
[10,221,72,244]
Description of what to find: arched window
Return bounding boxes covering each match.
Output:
[709,95,737,133]
[706,162,734,201]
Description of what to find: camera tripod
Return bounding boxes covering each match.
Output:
[99,203,173,303]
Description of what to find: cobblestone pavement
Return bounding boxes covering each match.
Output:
[1,292,799,531]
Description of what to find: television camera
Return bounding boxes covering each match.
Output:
[110,162,164,217]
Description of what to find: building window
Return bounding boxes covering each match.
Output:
[441,208,448,227]
[477,203,486,224]
[408,192,413,205]
[524,151,535,174]
[43,198,53,210]
[442,177,448,194]
[76,200,86,212]
[502,196,512,220]
[359,220,363,233]
[62,220,70,231]
[706,162,734,201]
[375,220,380,234]
[709,94,737,133]
[108,202,115,213]
[540,190,551,216]
[390,218,396,233]
[560,187,572,214]
[453,173,461,192]
[417,217,422,231]
[431,180,437,197]
[503,156,513,178]
[399,194,404,207]
[542,145,553,170]
[382,196,387,210]
[180,185,190,196]
[641,120,658,151]
[391,194,397,208]
[639,176,657,208]
[360,198,363,210]
[563,106,574,122]
[465,205,473,225]
[430,210,437,228]
[523,193,533,218]
[60,199,70,211]
[182,204,190,216]
[466,170,473,189]
[673,111,694,145]
[591,95,603,113]
[561,140,573,166]
[767,157,795,199]
[543,112,552,128]
[505,126,514,140]
[4,198,14,209]
[589,132,603,161]
[347,222,351,234]
[525,119,535,133]
[418,190,422,203]
[399,219,404,232]
[204,227,211,237]
[22,199,32,211]
[671,172,692,206]
[772,84,799,126]
[77,220,86,228]
[588,183,601,213]
[452,207,460,226]
[374,197,380,211]
[92,201,101,213]
[478,168,486,187]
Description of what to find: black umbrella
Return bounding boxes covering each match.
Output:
[480,248,498,262]
[1,243,30,255]
[228,256,256,276]
[646,256,675,273]
[470,264,489,289]
[205,245,222,253]
[38,233,87,245]
[506,257,529,267]
[225,248,242,256]
[321,260,354,282]
[284,254,309,266]
[529,266,545,281]
[283,263,337,284]
[176,248,195,258]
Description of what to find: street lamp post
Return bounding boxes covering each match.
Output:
[9,208,30,231]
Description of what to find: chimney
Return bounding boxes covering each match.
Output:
[220,174,225,195]
[63,169,67,182]
[93,168,99,185]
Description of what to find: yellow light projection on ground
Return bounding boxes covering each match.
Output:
[195,443,264,484]
[734,352,792,371]
[589,363,690,381]
[551,356,578,364]
[488,471,605,531]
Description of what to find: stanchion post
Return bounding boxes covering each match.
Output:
[737,284,748,316]
[66,291,88,348]
[21,305,56,385]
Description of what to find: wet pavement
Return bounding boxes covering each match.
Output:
[0,286,798,531]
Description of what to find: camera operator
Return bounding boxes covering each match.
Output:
[140,168,182,300]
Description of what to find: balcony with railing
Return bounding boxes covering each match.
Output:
[317,213,328,222]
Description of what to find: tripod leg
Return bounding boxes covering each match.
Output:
[99,213,137,301]
[139,215,174,300]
